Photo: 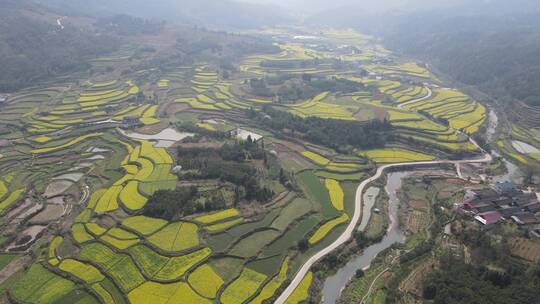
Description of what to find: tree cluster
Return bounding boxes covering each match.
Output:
[255,107,391,152]
[176,142,273,203]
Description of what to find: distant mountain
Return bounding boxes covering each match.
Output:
[37,0,291,30]
[305,0,540,107]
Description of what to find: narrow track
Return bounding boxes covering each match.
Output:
[397,87,433,109]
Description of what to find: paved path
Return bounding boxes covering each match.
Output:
[397,87,432,109]
[275,142,491,303]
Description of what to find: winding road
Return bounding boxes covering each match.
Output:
[397,86,433,109]
[275,138,492,303]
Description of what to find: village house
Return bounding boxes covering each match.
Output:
[121,117,142,129]
[460,182,540,226]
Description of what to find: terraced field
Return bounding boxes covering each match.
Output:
[0,26,491,304]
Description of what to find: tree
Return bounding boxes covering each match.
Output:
[297,239,309,252]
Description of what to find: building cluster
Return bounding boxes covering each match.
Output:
[459,181,540,227]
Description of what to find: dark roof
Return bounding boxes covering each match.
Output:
[492,197,513,207]
[500,206,521,217]
[515,196,537,207]
[494,181,516,194]
[511,212,540,225]
[476,189,499,198]
[477,205,497,213]
[526,203,540,213]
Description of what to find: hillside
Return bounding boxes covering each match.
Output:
[0,0,280,92]
[0,0,118,91]
[306,0,540,107]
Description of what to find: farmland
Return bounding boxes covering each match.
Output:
[0,24,496,304]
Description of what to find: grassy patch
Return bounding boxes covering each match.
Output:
[229,229,281,258]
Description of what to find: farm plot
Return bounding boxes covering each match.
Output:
[251,258,289,304]
[229,229,281,258]
[206,218,244,232]
[187,264,224,298]
[11,264,79,304]
[128,245,211,280]
[31,133,103,154]
[285,271,313,304]
[391,86,429,104]
[95,140,176,212]
[72,223,94,244]
[366,62,431,78]
[122,215,168,235]
[148,222,200,252]
[315,170,365,181]
[402,88,487,134]
[220,268,268,304]
[79,242,145,292]
[289,95,355,120]
[325,179,344,211]
[296,171,339,218]
[100,228,140,250]
[301,151,330,166]
[262,216,322,257]
[48,236,63,265]
[271,198,312,231]
[0,188,25,214]
[194,208,241,224]
[128,281,211,304]
[359,148,436,163]
[58,259,105,284]
[308,213,349,245]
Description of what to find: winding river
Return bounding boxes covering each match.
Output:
[321,172,408,304]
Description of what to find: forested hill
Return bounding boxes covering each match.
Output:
[379,12,540,107]
[0,0,282,92]
[36,0,290,30]
[0,0,118,91]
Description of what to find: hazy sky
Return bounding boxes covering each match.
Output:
[239,0,470,14]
